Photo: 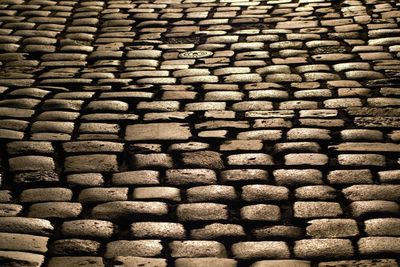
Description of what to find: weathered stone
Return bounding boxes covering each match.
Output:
[251,260,311,267]
[294,239,354,259]
[126,123,191,141]
[9,156,55,172]
[105,240,163,259]
[294,202,343,219]
[181,151,224,169]
[0,233,48,253]
[175,258,237,267]
[306,219,359,238]
[61,220,115,239]
[318,259,398,267]
[0,251,44,267]
[48,257,104,267]
[170,241,226,258]
[131,222,185,239]
[50,239,101,255]
[28,202,82,219]
[232,241,290,260]
[358,237,400,255]
[0,217,53,236]
[177,203,228,221]
[64,155,119,173]
[91,201,168,220]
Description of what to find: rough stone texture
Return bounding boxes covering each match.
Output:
[0,233,48,253]
[131,222,185,239]
[48,257,104,267]
[251,260,311,267]
[177,203,228,221]
[359,237,400,256]
[105,240,163,259]
[294,239,354,259]
[294,202,343,219]
[181,151,224,169]
[364,218,400,236]
[0,251,45,267]
[9,156,55,172]
[190,223,245,240]
[177,258,236,267]
[186,185,237,202]
[91,201,168,221]
[28,202,82,219]
[306,219,359,238]
[170,241,227,258]
[61,220,115,239]
[318,259,398,267]
[0,217,53,236]
[64,155,119,173]
[50,239,101,255]
[232,241,290,260]
[126,123,191,141]
[0,0,399,264]
[241,204,281,222]
[113,257,166,267]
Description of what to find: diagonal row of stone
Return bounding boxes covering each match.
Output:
[0,0,399,266]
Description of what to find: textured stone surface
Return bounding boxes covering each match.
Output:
[294,239,354,259]
[0,0,399,264]
[170,241,227,258]
[232,241,290,260]
[113,257,166,267]
[0,233,48,253]
[105,240,163,259]
[175,258,237,267]
[64,155,119,173]
[251,260,311,267]
[48,257,104,267]
[126,123,191,141]
[0,251,45,267]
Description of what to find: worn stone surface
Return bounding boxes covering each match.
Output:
[105,240,163,259]
[175,258,237,267]
[113,257,166,267]
[0,0,399,264]
[0,251,45,267]
[126,123,191,141]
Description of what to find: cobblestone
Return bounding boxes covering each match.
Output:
[232,241,290,260]
[0,0,399,264]
[294,239,354,259]
[105,240,163,259]
[0,251,45,267]
[175,258,236,267]
[170,240,226,258]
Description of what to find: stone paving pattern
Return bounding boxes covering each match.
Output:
[0,0,400,266]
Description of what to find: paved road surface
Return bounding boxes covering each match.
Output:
[0,0,399,266]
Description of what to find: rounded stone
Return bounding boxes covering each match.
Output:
[178,51,213,59]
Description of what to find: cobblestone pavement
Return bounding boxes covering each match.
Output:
[0,0,400,266]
